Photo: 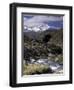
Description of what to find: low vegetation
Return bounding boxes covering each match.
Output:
[23,64,53,75]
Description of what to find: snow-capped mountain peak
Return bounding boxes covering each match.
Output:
[24,23,61,32]
[24,24,50,32]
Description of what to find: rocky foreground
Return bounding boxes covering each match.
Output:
[23,56,63,75]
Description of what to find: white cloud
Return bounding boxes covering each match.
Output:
[24,17,28,21]
[23,15,63,32]
[24,15,63,26]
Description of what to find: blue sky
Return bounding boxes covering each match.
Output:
[23,14,63,30]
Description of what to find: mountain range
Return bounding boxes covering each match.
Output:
[24,28,63,47]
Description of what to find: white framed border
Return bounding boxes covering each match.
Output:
[16,7,70,84]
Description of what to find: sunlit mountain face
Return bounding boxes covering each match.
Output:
[23,14,63,32]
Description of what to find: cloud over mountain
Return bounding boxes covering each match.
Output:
[23,15,63,32]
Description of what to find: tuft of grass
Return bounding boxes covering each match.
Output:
[23,64,52,75]
[55,55,63,64]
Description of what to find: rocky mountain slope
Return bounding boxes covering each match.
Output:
[23,29,63,75]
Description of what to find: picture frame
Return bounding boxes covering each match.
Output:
[10,3,72,87]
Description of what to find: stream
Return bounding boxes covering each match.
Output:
[23,58,63,74]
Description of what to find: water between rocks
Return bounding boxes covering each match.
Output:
[23,58,63,74]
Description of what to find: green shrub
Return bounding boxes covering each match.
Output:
[48,44,62,54]
[55,55,63,64]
